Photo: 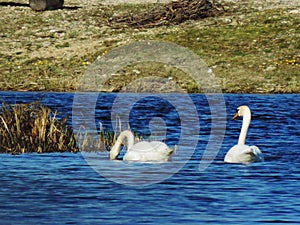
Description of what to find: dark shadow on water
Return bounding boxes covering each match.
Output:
[0,2,81,10]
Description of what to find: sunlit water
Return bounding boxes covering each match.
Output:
[0,92,299,224]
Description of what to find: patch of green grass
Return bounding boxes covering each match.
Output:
[148,8,299,92]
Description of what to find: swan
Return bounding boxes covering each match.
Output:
[109,130,174,162]
[224,105,264,164]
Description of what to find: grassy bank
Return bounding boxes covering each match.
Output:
[0,0,299,93]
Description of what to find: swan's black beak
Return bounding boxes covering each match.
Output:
[232,111,239,120]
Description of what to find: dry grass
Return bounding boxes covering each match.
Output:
[0,102,78,154]
[0,101,137,154]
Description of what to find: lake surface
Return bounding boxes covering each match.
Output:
[0,92,300,224]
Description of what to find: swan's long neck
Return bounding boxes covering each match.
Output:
[110,130,135,159]
[238,109,251,145]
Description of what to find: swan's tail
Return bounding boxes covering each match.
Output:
[165,146,175,161]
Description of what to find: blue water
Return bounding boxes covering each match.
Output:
[0,92,300,224]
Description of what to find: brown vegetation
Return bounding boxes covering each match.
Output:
[0,102,78,154]
[106,0,224,28]
[0,101,133,154]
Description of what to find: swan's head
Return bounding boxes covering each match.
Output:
[232,105,251,120]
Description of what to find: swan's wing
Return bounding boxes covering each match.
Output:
[130,141,154,152]
[239,145,263,162]
[124,141,173,162]
[149,141,168,150]
[249,145,264,162]
[150,141,174,155]
[224,145,263,163]
[131,141,171,153]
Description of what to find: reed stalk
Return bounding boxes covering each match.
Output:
[0,102,78,154]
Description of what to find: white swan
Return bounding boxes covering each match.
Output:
[109,130,174,162]
[224,105,264,164]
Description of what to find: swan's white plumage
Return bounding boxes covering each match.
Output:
[110,130,173,162]
[224,105,264,164]
[224,144,263,163]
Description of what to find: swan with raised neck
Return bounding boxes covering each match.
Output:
[224,105,263,163]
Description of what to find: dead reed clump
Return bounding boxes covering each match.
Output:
[0,102,78,154]
[105,0,224,28]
